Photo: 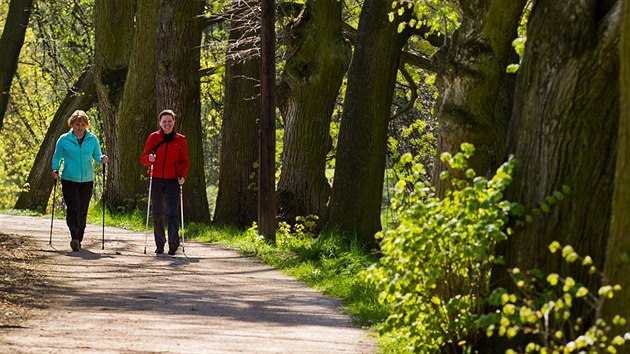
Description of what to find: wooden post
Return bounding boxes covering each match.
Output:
[259,0,276,242]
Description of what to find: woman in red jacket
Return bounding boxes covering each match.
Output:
[141,109,189,255]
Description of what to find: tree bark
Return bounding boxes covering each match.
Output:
[213,0,259,228]
[602,0,630,324]
[106,0,159,211]
[259,0,276,240]
[327,0,412,249]
[156,0,210,224]
[0,0,34,130]
[93,0,135,208]
[14,67,97,212]
[431,0,526,195]
[276,0,350,224]
[501,0,620,292]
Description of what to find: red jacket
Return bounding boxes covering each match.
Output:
[141,130,189,179]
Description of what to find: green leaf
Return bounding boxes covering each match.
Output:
[400,152,413,164]
[509,202,525,217]
[548,241,561,253]
[575,287,589,297]
[540,202,550,213]
[547,273,559,286]
[506,64,520,73]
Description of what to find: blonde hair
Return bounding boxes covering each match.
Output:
[68,110,90,128]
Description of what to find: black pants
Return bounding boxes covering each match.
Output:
[151,178,180,250]
[61,180,93,242]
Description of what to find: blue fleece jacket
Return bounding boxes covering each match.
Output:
[52,130,104,183]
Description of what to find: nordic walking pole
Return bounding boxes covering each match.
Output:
[102,163,106,250]
[144,163,154,254]
[179,183,185,254]
[50,176,58,245]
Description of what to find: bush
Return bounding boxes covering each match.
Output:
[484,241,630,353]
[362,144,519,352]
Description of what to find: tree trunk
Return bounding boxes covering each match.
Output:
[213,0,259,228]
[156,0,210,224]
[259,0,276,240]
[276,0,350,224]
[602,0,630,324]
[93,0,135,206]
[431,0,526,195]
[501,0,620,293]
[0,0,34,130]
[106,0,159,211]
[327,0,412,249]
[14,67,97,212]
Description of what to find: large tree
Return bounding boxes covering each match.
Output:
[14,68,97,212]
[107,0,159,211]
[275,0,350,223]
[93,0,135,207]
[213,0,260,228]
[602,0,630,323]
[431,0,527,195]
[0,0,34,130]
[502,0,620,291]
[327,0,414,248]
[156,0,210,223]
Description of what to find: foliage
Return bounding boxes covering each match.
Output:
[200,5,227,188]
[506,2,531,74]
[0,0,94,209]
[484,241,630,353]
[363,143,519,352]
[391,0,461,36]
[278,214,320,239]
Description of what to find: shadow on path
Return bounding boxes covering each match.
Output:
[0,214,376,353]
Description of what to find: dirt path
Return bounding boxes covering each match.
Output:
[0,214,376,353]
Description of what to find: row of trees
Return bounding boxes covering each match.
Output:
[2,0,440,246]
[2,0,629,347]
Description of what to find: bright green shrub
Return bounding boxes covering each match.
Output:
[484,241,630,353]
[362,144,519,353]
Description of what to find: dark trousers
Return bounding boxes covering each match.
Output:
[151,178,180,250]
[61,180,93,242]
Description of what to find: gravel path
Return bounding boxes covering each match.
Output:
[0,214,376,353]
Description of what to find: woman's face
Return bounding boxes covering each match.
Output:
[160,114,175,134]
[71,120,87,136]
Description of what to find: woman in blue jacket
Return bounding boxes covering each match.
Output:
[52,110,108,251]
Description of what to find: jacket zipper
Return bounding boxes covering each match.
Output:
[78,136,84,181]
[161,141,170,178]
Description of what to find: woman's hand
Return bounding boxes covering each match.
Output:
[148,154,156,163]
[101,155,109,164]
[178,177,185,185]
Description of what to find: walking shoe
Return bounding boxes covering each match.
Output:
[168,247,177,256]
[155,247,164,254]
[70,239,80,252]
